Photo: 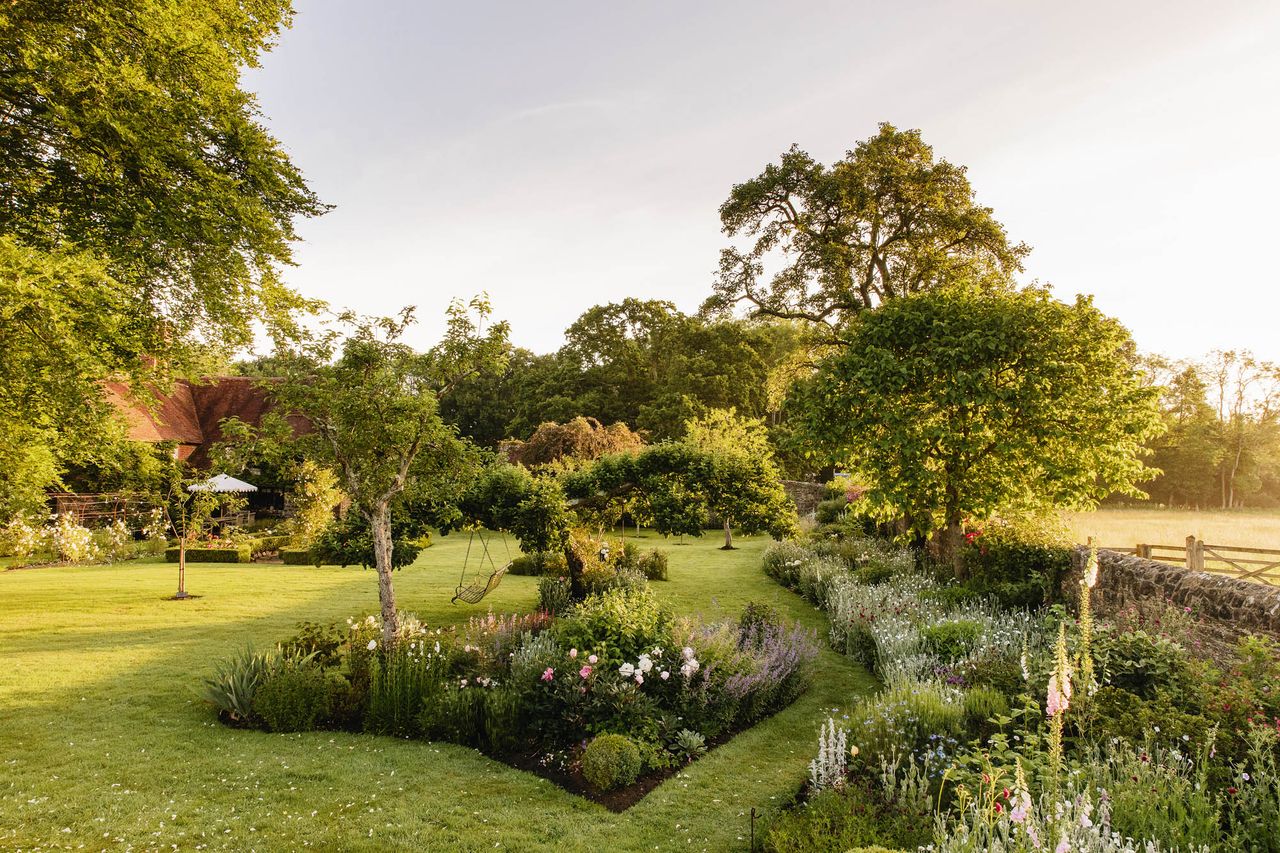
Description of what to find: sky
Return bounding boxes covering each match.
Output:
[246,0,1280,361]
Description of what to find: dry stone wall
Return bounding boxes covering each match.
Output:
[781,480,826,517]
[1066,546,1280,655]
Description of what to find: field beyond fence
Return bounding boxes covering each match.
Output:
[1067,508,1280,586]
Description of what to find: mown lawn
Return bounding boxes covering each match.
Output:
[0,532,875,852]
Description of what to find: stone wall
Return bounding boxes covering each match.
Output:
[781,480,826,517]
[1065,546,1280,655]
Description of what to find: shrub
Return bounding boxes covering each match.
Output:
[165,546,251,563]
[765,784,925,853]
[254,663,332,732]
[963,651,1025,699]
[1094,628,1191,700]
[636,549,668,581]
[580,733,642,791]
[537,575,572,616]
[815,497,848,524]
[507,555,540,576]
[961,685,1009,729]
[49,514,99,563]
[555,586,672,668]
[280,548,314,565]
[921,619,982,661]
[847,682,965,767]
[203,646,287,725]
[738,601,781,639]
[281,621,345,669]
[960,540,1071,608]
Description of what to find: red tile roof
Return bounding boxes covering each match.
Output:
[107,377,309,468]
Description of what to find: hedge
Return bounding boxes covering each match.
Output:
[164,546,251,563]
[280,548,315,566]
[249,535,293,554]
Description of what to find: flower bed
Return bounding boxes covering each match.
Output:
[202,582,818,808]
[762,537,1280,852]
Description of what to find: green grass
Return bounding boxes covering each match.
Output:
[0,531,875,852]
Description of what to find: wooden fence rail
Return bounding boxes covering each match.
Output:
[1094,536,1280,586]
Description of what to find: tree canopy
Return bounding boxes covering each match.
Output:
[0,0,324,512]
[703,123,1028,337]
[803,288,1162,569]
[260,300,509,642]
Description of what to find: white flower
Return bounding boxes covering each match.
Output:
[634,673,644,685]
[569,648,578,659]
[660,671,670,680]
[588,654,598,664]
[651,646,664,656]
[619,662,635,677]
[434,641,441,654]
[637,655,654,674]
[682,646,695,661]
[366,640,377,651]
[680,659,700,678]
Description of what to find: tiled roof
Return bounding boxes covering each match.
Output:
[107,377,309,467]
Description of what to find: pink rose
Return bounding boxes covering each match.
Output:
[579,665,592,678]
[541,668,554,682]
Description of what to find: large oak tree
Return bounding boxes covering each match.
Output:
[703,123,1028,338]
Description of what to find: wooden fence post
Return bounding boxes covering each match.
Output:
[1137,543,1152,559]
[1185,535,1206,572]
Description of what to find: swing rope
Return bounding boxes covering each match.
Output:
[451,527,512,605]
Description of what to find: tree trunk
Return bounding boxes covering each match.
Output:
[564,544,587,600]
[176,536,188,598]
[369,503,399,645]
[721,518,735,550]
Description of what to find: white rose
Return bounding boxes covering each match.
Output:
[619,662,635,677]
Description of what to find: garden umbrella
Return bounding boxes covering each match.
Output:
[187,473,258,493]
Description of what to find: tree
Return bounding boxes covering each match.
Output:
[804,288,1163,572]
[268,300,508,644]
[159,467,235,600]
[0,0,325,506]
[1203,351,1280,509]
[703,123,1028,338]
[684,408,789,548]
[512,417,645,468]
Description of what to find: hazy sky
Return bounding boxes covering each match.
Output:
[246,0,1280,360]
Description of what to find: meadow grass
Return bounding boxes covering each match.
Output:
[1065,506,1280,551]
[0,531,874,852]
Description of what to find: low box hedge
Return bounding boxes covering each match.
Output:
[164,546,251,563]
[280,548,315,566]
[250,534,294,554]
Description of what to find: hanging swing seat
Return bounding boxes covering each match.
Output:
[452,563,509,604]
[451,527,512,605]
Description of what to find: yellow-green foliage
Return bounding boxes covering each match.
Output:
[285,460,343,547]
[580,733,641,791]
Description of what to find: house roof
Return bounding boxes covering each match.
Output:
[107,377,309,468]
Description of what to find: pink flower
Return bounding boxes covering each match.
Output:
[1047,673,1070,716]
[588,654,598,664]
[579,665,592,678]
[541,668,554,682]
[1055,836,1070,853]
[634,673,644,685]
[569,648,578,659]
